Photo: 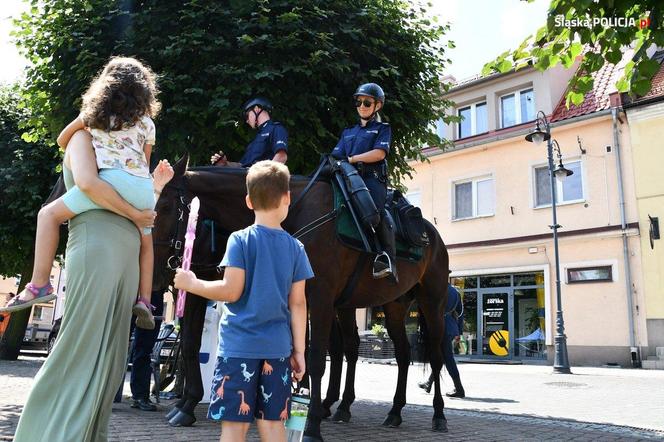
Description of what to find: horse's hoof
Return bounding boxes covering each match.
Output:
[432,417,448,432]
[165,406,180,421]
[322,408,332,419]
[381,413,402,428]
[168,410,196,427]
[332,408,351,423]
[302,435,324,442]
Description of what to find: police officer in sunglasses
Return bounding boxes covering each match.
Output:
[211,97,288,167]
[331,83,398,282]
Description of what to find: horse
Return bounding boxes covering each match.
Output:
[152,154,449,441]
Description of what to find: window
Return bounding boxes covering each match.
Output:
[405,191,421,208]
[534,160,583,207]
[567,266,613,283]
[32,306,43,320]
[457,101,488,139]
[501,88,535,128]
[453,176,494,219]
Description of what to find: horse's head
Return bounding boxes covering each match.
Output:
[152,155,258,292]
[152,153,191,292]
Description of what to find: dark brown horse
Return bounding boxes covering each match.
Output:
[152,155,449,441]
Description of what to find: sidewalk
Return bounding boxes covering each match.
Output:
[1,355,663,441]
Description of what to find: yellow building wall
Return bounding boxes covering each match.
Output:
[627,104,664,319]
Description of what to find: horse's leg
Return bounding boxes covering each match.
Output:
[331,307,359,423]
[381,298,411,427]
[303,302,335,442]
[168,293,207,426]
[417,284,448,432]
[322,317,343,419]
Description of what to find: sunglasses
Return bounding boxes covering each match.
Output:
[355,99,375,108]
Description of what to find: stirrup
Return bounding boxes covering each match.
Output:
[372,252,393,279]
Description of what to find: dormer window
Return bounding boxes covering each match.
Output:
[457,101,487,139]
[500,88,535,128]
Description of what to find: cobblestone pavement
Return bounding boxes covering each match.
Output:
[2,355,664,441]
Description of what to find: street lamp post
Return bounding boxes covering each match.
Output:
[526,111,572,374]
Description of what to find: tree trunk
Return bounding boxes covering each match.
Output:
[0,262,33,360]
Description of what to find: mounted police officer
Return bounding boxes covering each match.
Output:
[211,97,288,167]
[331,83,397,282]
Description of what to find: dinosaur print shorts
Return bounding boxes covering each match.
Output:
[208,356,292,422]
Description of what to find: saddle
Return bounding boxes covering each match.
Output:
[332,181,427,262]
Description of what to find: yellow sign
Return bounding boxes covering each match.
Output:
[489,330,509,356]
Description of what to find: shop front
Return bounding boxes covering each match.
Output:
[452,271,547,361]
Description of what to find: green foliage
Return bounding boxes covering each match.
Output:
[483,0,664,107]
[0,85,61,278]
[13,0,456,184]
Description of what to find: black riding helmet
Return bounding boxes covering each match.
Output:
[241,97,273,121]
[353,83,385,103]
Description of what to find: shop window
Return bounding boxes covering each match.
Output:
[480,274,511,288]
[567,266,613,283]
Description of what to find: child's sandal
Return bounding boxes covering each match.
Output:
[0,283,55,313]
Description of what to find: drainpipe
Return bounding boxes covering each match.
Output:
[612,106,640,368]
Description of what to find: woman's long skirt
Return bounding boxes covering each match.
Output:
[13,210,140,442]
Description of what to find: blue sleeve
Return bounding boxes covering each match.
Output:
[220,233,245,269]
[331,129,347,159]
[271,124,288,154]
[374,124,391,154]
[292,240,314,282]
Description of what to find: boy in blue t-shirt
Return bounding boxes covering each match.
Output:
[174,160,313,442]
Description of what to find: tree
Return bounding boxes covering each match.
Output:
[0,85,61,359]
[483,0,664,107]
[14,0,457,183]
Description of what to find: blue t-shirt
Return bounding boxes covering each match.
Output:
[218,224,314,358]
[239,120,289,167]
[331,119,391,160]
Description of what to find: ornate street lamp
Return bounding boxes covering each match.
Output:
[526,111,572,374]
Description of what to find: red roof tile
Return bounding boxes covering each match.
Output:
[551,49,634,122]
[624,51,664,104]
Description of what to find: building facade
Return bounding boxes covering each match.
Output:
[402,53,658,366]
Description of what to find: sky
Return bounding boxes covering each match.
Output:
[0,0,550,84]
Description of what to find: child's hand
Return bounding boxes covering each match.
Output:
[153,159,174,192]
[174,268,197,292]
[290,351,306,382]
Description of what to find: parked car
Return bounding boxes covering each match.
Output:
[47,317,62,354]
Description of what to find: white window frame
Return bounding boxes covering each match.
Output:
[452,174,495,221]
[499,87,535,128]
[405,190,422,208]
[532,158,585,209]
[457,100,487,139]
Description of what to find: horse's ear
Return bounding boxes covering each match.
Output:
[174,152,189,177]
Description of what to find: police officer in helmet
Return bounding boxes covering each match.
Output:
[332,83,398,282]
[211,97,288,167]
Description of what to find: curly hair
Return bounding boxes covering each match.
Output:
[80,56,161,131]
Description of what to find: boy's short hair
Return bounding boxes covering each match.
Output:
[246,160,290,210]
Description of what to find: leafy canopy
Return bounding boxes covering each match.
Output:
[14,0,457,183]
[483,0,663,107]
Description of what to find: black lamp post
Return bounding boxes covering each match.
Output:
[526,110,572,374]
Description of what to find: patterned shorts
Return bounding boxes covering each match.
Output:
[208,356,292,422]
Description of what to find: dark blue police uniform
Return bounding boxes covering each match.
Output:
[239,120,288,167]
[331,119,392,209]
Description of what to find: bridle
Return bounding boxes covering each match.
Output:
[153,183,190,272]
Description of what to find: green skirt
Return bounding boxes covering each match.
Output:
[13,210,140,442]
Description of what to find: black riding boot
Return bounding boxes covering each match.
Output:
[418,371,436,394]
[373,211,398,283]
[446,378,465,398]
